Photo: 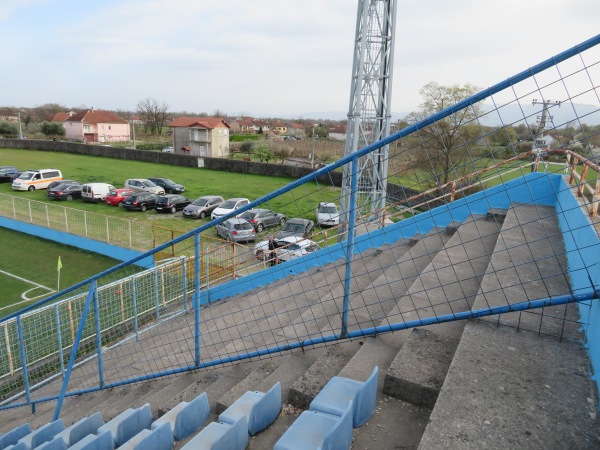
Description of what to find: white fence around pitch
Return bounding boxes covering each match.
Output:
[0,194,153,252]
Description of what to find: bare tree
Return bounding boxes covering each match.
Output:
[406,82,483,187]
[136,98,170,135]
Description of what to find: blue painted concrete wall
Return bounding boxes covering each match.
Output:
[552,176,600,388]
[0,217,154,268]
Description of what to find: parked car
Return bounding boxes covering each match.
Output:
[0,166,20,183]
[182,195,224,219]
[161,146,174,153]
[47,182,82,201]
[211,198,250,220]
[315,202,340,227]
[47,179,78,190]
[254,236,320,263]
[147,177,186,194]
[238,208,287,232]
[105,188,136,207]
[81,183,116,203]
[155,194,191,213]
[12,169,62,191]
[122,192,159,211]
[124,178,165,195]
[216,218,256,242]
[275,218,315,239]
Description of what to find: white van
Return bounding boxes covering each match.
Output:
[81,183,116,203]
[12,169,63,191]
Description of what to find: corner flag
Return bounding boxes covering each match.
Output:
[57,256,62,271]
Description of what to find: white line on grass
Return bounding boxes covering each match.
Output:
[0,269,56,308]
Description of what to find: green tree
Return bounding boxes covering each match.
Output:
[0,121,18,136]
[406,82,483,187]
[489,126,517,147]
[240,141,254,154]
[253,144,274,163]
[40,122,66,137]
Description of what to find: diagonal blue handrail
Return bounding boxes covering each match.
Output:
[3,32,598,324]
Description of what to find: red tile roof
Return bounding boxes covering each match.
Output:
[50,113,71,122]
[168,117,230,129]
[66,109,128,125]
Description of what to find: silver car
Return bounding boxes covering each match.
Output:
[183,195,224,219]
[216,218,256,242]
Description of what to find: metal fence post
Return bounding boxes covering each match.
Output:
[53,281,97,421]
[204,247,210,305]
[154,267,161,320]
[16,315,33,413]
[54,305,65,378]
[93,286,105,388]
[182,256,188,314]
[194,234,201,366]
[132,276,139,340]
[341,156,359,338]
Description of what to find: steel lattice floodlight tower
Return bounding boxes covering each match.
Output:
[340,0,398,231]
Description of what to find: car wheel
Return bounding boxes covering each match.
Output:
[257,223,265,232]
[141,204,147,212]
[117,201,123,207]
[170,206,177,214]
[28,185,35,191]
[66,195,73,201]
[199,211,206,219]
[279,217,286,225]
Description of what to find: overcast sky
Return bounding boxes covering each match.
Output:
[1,0,598,119]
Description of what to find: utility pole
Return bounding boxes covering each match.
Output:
[340,0,398,232]
[531,99,559,171]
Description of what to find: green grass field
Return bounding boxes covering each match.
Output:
[0,227,134,318]
[0,148,340,232]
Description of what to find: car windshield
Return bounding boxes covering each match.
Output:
[220,200,237,209]
[156,197,169,204]
[18,172,34,180]
[234,223,253,231]
[0,168,12,175]
[239,212,256,220]
[319,205,337,214]
[162,179,176,186]
[283,223,304,233]
[192,198,209,206]
[142,180,157,187]
[108,190,117,196]
[305,244,320,253]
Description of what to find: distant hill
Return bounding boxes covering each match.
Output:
[288,103,599,127]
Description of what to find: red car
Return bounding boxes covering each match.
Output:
[105,188,136,207]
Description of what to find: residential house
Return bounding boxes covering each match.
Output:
[271,121,288,135]
[49,112,75,123]
[168,117,230,158]
[64,109,130,143]
[329,124,346,141]
[229,118,255,134]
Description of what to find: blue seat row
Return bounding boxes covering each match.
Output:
[275,366,378,450]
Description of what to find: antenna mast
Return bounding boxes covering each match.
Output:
[341,0,398,231]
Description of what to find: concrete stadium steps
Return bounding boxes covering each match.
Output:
[280,227,455,343]
[289,213,503,412]
[2,203,598,449]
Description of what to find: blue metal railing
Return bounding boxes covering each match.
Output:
[1,33,599,416]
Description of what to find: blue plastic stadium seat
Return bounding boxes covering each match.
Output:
[54,412,104,447]
[35,437,67,450]
[274,401,353,450]
[151,392,210,441]
[309,366,378,428]
[180,416,248,450]
[96,404,152,447]
[0,423,31,449]
[17,419,65,450]
[4,442,29,450]
[218,382,281,436]
[118,422,173,450]
[68,430,113,450]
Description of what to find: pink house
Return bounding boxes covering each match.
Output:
[64,109,130,143]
